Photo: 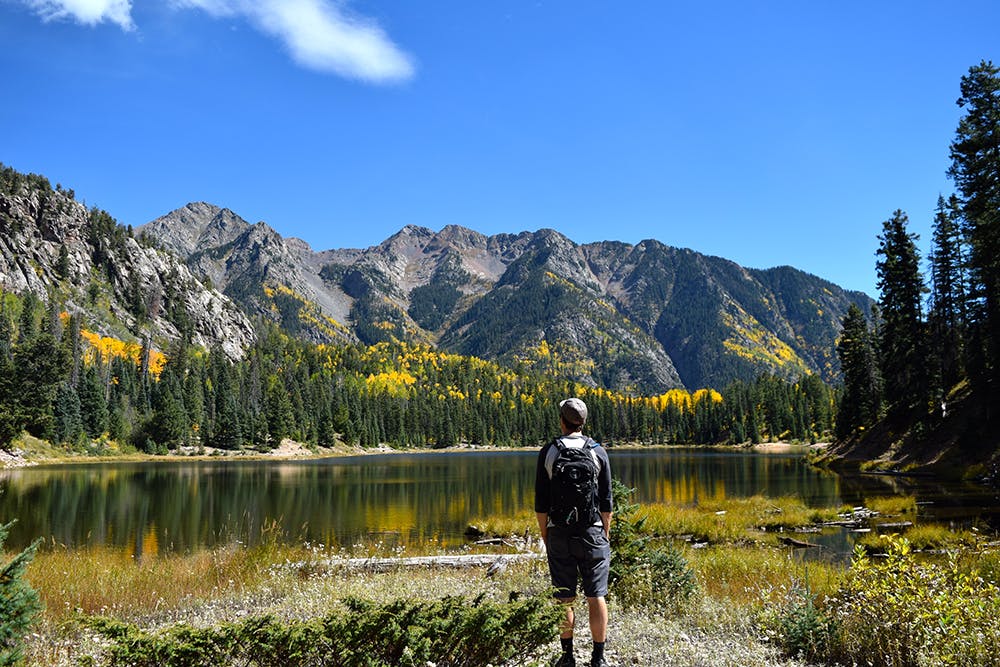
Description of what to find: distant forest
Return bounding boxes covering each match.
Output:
[0,289,835,452]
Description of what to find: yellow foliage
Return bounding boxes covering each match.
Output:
[79,330,166,377]
[365,370,417,397]
[693,388,723,404]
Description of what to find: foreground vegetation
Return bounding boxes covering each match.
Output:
[6,486,1000,666]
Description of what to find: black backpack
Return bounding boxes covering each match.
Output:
[548,437,600,530]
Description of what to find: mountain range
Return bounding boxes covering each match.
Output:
[140,202,873,392]
[1,165,873,393]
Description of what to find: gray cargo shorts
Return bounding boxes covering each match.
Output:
[545,524,610,599]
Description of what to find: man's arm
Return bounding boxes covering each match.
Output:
[536,512,549,543]
[534,443,551,542]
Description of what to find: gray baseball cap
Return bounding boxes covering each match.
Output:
[559,397,588,426]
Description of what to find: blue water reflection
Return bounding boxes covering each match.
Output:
[1,448,996,558]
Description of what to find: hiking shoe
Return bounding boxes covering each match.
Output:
[554,653,576,667]
[590,658,608,667]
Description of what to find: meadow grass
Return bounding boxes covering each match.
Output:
[855,522,980,552]
[865,494,918,516]
[23,540,297,625]
[469,495,845,549]
[15,494,999,666]
[20,541,817,667]
[686,545,842,606]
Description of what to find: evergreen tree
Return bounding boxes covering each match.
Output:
[0,519,42,666]
[948,60,1000,411]
[53,381,83,445]
[12,334,67,439]
[16,292,41,343]
[149,381,188,447]
[78,364,109,439]
[836,304,882,438]
[927,195,968,393]
[876,210,929,417]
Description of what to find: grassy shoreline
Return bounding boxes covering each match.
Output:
[13,490,1000,666]
[21,540,823,667]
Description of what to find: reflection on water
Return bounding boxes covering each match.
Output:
[1,448,996,557]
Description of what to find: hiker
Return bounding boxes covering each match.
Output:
[535,397,613,667]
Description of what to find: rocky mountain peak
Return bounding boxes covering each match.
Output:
[142,202,250,258]
[434,225,488,250]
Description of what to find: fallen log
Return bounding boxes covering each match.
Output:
[779,536,821,548]
[289,552,545,573]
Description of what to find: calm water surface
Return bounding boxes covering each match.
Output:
[1,448,997,557]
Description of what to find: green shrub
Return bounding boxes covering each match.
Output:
[609,480,697,610]
[774,534,1000,666]
[0,521,42,667]
[83,591,562,667]
[769,582,836,662]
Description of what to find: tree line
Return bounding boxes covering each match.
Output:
[837,61,1000,446]
[0,288,836,453]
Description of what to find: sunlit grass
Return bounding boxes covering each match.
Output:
[25,541,291,625]
[865,494,918,516]
[18,508,1000,666]
[470,496,847,548]
[855,523,979,553]
[466,508,537,538]
[686,545,844,606]
[635,496,842,545]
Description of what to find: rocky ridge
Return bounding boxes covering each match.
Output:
[140,201,873,392]
[0,174,255,359]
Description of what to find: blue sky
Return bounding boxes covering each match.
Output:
[2,1,998,297]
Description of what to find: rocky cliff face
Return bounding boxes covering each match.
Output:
[0,173,255,359]
[142,202,356,343]
[140,201,872,393]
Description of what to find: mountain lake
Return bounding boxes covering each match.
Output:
[2,448,998,558]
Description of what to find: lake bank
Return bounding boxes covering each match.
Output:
[3,430,829,470]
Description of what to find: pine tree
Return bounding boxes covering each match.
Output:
[0,520,41,666]
[12,334,67,439]
[876,210,929,417]
[53,381,83,445]
[948,60,1000,411]
[836,304,882,438]
[16,292,41,343]
[78,364,109,439]
[927,195,968,393]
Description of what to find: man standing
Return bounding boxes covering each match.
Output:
[535,397,613,667]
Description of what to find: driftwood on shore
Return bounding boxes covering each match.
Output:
[290,552,545,573]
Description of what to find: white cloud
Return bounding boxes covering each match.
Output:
[173,0,415,83]
[22,0,134,30]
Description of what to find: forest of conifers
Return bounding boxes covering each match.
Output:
[836,61,1000,452]
[0,288,835,453]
